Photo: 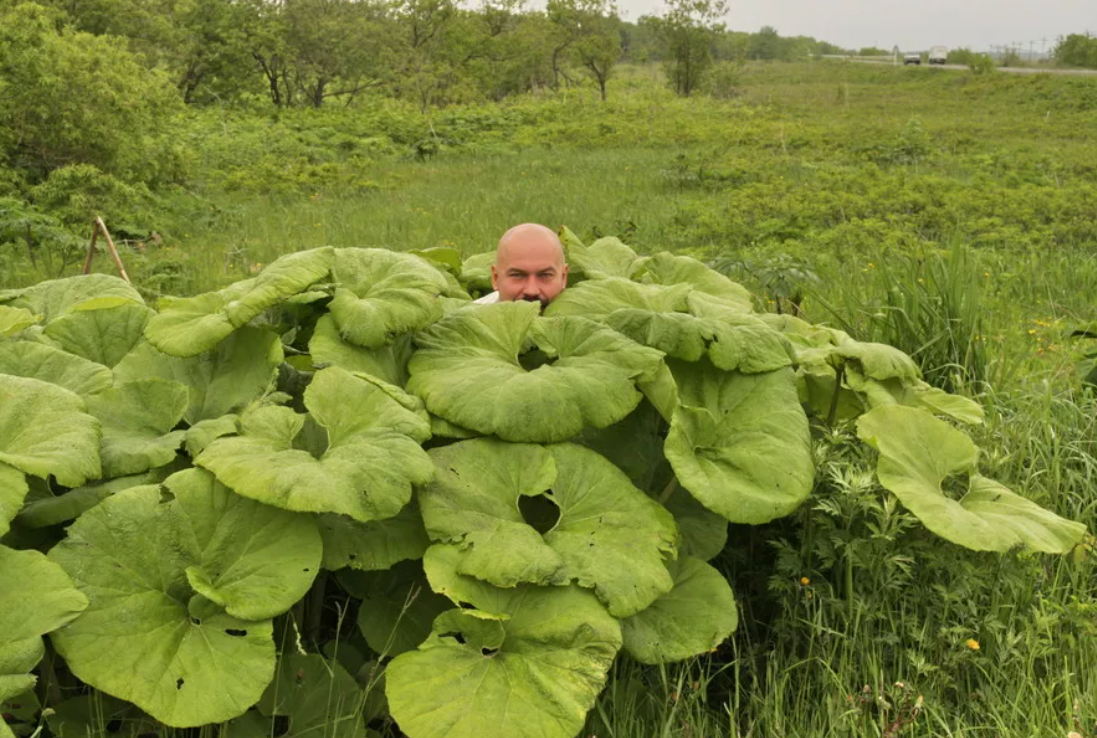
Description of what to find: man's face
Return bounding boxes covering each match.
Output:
[491,237,569,308]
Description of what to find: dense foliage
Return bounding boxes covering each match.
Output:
[0,234,1086,737]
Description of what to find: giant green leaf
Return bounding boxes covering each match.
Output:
[0,546,88,703]
[0,341,112,396]
[2,275,143,323]
[85,379,189,477]
[145,248,333,356]
[48,484,282,727]
[835,340,920,381]
[0,375,100,487]
[386,561,621,738]
[621,556,736,664]
[0,306,38,337]
[0,464,28,538]
[43,301,153,368]
[309,314,411,386]
[419,440,677,617]
[197,367,433,522]
[664,361,813,524]
[166,468,322,619]
[340,560,451,657]
[846,369,984,425]
[856,405,1086,553]
[114,327,283,424]
[640,252,753,311]
[459,252,494,295]
[545,277,691,321]
[563,231,648,281]
[327,248,449,348]
[320,501,431,571]
[660,485,728,561]
[407,302,664,443]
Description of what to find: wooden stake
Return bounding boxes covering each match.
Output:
[81,216,131,283]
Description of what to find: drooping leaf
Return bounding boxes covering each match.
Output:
[564,233,648,281]
[167,468,322,620]
[835,340,920,381]
[48,485,279,727]
[660,485,728,561]
[328,248,449,348]
[320,501,431,571]
[0,375,100,487]
[0,546,88,703]
[664,361,813,524]
[856,405,1086,553]
[114,327,284,424]
[198,368,433,522]
[459,252,494,295]
[309,314,412,386]
[257,653,366,738]
[419,440,677,617]
[0,306,38,337]
[386,559,621,738]
[846,370,984,425]
[184,415,240,456]
[621,556,737,664]
[640,252,753,311]
[84,379,189,477]
[0,464,28,538]
[145,248,333,356]
[15,474,149,529]
[408,302,663,443]
[3,275,143,323]
[340,560,451,657]
[0,341,112,396]
[43,302,153,368]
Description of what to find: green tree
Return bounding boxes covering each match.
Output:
[548,0,621,100]
[0,1,182,182]
[748,25,780,60]
[644,0,728,97]
[1052,33,1097,68]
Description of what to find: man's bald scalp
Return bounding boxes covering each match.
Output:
[496,223,565,266]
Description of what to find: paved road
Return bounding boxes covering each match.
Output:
[842,57,1097,76]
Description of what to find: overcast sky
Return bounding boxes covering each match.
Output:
[614,0,1095,54]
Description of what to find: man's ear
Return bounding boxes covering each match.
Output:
[561,264,569,285]
[490,264,499,291]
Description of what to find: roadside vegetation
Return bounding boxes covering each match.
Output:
[2,7,1096,734]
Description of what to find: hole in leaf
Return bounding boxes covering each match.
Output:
[189,617,201,626]
[518,493,560,535]
[303,568,310,573]
[481,647,499,658]
[176,678,185,690]
[105,718,123,733]
[158,487,174,504]
[439,631,467,645]
[225,629,247,637]
[941,473,970,501]
[348,554,357,560]
[518,348,556,371]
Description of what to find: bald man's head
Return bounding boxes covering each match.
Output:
[491,223,569,307]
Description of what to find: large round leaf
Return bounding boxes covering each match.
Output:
[166,468,322,620]
[145,247,333,357]
[309,314,412,386]
[407,301,664,443]
[561,230,648,281]
[2,275,143,323]
[419,439,677,617]
[0,464,28,538]
[84,379,189,478]
[115,327,284,424]
[387,550,621,738]
[664,361,813,524]
[640,252,753,311]
[0,546,88,702]
[0,341,112,396]
[48,481,294,726]
[327,248,449,348]
[621,556,736,664]
[43,301,153,368]
[197,367,433,522]
[0,375,100,487]
[856,405,1086,553]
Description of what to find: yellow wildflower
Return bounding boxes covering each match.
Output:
[799,576,811,586]
[965,638,980,650]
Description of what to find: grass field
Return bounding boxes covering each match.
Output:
[4,61,1096,737]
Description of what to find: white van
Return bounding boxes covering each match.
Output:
[929,46,948,65]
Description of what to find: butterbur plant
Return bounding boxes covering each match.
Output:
[0,233,1086,738]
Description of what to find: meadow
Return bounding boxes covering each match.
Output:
[3,61,1097,737]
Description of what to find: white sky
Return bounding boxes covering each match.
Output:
[614,0,1096,54]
